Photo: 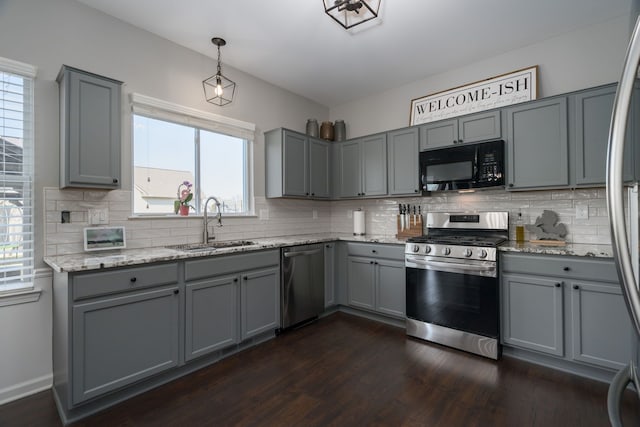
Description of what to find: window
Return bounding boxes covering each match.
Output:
[131,94,255,216]
[0,57,35,293]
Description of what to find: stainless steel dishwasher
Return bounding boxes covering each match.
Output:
[280,244,325,330]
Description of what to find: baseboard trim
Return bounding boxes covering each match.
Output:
[0,373,52,405]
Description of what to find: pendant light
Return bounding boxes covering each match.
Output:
[323,0,381,30]
[203,37,236,106]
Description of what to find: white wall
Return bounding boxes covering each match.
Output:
[330,15,631,138]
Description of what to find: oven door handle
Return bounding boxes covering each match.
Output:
[406,257,496,276]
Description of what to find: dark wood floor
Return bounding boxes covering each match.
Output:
[1,312,639,426]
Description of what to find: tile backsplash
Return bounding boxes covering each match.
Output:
[44,186,614,257]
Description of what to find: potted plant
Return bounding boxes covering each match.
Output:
[174,181,194,216]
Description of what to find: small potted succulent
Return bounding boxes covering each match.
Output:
[174,181,194,216]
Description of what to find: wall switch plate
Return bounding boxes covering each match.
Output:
[575,205,589,220]
[259,209,269,220]
[312,210,318,219]
[88,208,109,225]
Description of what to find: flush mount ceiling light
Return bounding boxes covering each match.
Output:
[323,0,381,30]
[203,37,236,106]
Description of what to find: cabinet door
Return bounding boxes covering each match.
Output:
[458,111,501,144]
[324,243,336,308]
[282,130,308,196]
[361,134,387,196]
[241,266,280,340]
[574,86,633,185]
[570,280,633,370]
[387,127,420,195]
[375,259,405,318]
[185,275,239,361]
[502,273,564,356]
[347,256,375,310]
[338,140,362,198]
[419,119,458,150]
[65,69,121,188]
[72,287,179,404]
[309,137,330,198]
[505,98,569,189]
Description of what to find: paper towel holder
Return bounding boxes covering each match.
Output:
[353,209,366,236]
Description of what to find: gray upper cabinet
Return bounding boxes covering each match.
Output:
[58,66,122,189]
[387,127,420,195]
[419,110,501,150]
[337,133,387,198]
[265,128,330,199]
[573,84,633,185]
[505,97,569,190]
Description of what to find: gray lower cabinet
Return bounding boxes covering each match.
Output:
[502,273,564,356]
[324,242,336,307]
[241,266,280,340]
[185,275,239,362]
[387,127,420,195]
[504,97,569,189]
[265,128,330,199]
[419,110,501,150]
[336,133,387,198]
[501,252,634,371]
[58,65,122,189]
[346,243,405,318]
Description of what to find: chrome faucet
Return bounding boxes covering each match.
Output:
[203,196,223,243]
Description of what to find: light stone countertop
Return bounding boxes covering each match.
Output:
[498,241,614,258]
[43,233,406,273]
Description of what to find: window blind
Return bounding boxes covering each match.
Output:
[0,57,36,291]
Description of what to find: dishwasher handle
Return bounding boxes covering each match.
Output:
[283,249,322,258]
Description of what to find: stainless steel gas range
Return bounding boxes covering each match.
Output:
[404,211,508,360]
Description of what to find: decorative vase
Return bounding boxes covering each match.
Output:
[334,120,346,141]
[306,119,319,137]
[179,205,190,216]
[320,121,334,141]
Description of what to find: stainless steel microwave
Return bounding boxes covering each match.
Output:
[419,140,505,192]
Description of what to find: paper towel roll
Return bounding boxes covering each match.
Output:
[353,210,365,235]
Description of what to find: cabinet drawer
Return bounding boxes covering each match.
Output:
[73,262,179,300]
[346,243,404,261]
[501,253,617,283]
[185,249,279,281]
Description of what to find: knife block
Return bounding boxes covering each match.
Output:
[396,214,423,239]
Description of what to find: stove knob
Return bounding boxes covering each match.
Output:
[479,249,488,259]
[442,247,451,255]
[425,246,432,254]
[413,245,420,253]
[463,248,472,257]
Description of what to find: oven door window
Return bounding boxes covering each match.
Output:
[406,267,498,338]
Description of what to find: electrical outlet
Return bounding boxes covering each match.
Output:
[312,210,318,219]
[575,205,589,220]
[88,208,109,225]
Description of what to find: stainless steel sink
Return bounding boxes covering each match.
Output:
[166,240,255,252]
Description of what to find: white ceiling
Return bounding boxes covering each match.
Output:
[75,0,632,108]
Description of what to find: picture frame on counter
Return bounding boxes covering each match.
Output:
[84,226,126,251]
[410,65,538,126]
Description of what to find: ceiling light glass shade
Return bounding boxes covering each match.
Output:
[203,37,236,106]
[323,0,381,29]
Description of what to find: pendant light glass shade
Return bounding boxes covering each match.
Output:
[203,37,236,106]
[323,0,381,30]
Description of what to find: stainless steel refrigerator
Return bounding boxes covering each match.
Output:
[606,14,640,426]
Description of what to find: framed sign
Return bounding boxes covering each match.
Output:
[410,66,538,126]
[84,226,126,252]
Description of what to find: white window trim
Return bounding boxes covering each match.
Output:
[130,93,256,217]
[0,56,37,296]
[0,269,48,307]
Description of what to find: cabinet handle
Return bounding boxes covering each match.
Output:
[563,266,570,271]
[458,139,463,143]
[573,284,579,290]
[508,183,514,188]
[243,276,248,280]
[112,178,118,184]
[234,278,238,282]
[414,189,419,193]
[555,282,562,288]
[311,193,315,196]
[173,289,179,295]
[326,244,331,248]
[130,277,137,283]
[372,250,377,254]
[370,261,374,264]
[374,261,378,265]
[306,192,309,196]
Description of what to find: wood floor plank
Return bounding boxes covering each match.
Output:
[0,312,638,426]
